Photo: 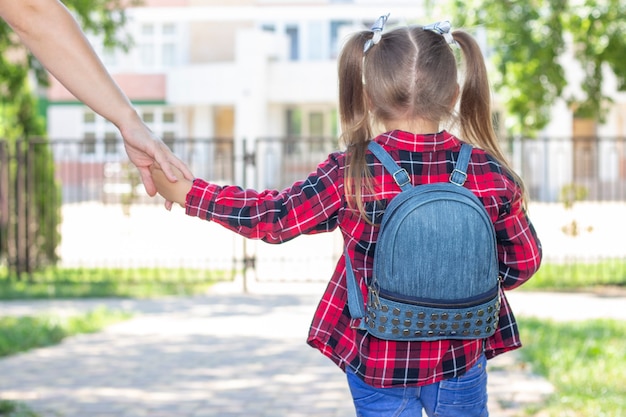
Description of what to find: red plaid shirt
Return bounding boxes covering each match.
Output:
[185,130,542,388]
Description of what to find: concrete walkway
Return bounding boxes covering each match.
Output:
[1,282,624,417]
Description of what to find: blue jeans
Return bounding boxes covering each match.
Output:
[346,355,488,417]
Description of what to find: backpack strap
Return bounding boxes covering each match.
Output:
[450,143,473,186]
[368,141,474,188]
[344,247,366,324]
[368,141,412,192]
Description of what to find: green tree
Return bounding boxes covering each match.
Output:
[0,0,134,275]
[447,0,626,136]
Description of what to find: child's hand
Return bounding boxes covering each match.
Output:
[150,163,193,209]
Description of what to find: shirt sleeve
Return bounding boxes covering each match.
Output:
[184,152,344,244]
[495,185,543,290]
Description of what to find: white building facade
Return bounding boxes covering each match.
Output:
[43,0,626,201]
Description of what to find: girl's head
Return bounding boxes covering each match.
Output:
[339,19,497,152]
[340,19,526,217]
[360,24,459,130]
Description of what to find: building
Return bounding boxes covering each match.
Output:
[43,0,626,201]
[45,0,425,188]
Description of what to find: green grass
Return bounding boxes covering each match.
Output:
[0,307,132,357]
[0,400,39,417]
[0,307,132,417]
[0,267,229,300]
[523,260,626,291]
[518,318,626,416]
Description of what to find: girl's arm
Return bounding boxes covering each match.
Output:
[495,192,543,290]
[0,0,193,196]
[150,164,193,208]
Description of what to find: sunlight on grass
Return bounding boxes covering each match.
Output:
[0,400,39,417]
[519,318,626,416]
[0,267,229,299]
[524,260,626,290]
[0,307,132,358]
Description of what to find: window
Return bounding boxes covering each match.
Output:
[162,24,176,35]
[285,26,299,61]
[140,43,156,67]
[141,24,155,36]
[82,133,96,155]
[163,112,176,123]
[137,22,179,69]
[81,111,123,157]
[330,21,351,58]
[139,108,180,147]
[162,44,176,67]
[142,112,155,123]
[161,24,178,67]
[285,108,301,154]
[83,112,96,124]
[104,132,118,154]
[309,112,324,137]
[163,132,176,150]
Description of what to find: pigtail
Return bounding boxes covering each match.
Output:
[339,31,375,221]
[453,30,528,209]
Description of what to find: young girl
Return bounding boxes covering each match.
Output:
[150,18,542,417]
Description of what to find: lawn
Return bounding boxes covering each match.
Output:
[519,318,626,416]
[0,307,132,417]
[0,264,624,417]
[0,267,227,299]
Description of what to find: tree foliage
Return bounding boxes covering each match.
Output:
[448,0,626,135]
[0,0,134,274]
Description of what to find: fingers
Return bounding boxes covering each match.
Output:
[171,158,194,181]
[137,166,157,197]
[152,142,193,183]
[164,200,173,211]
[158,160,181,183]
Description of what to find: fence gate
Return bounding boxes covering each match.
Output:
[240,136,343,284]
[2,136,626,285]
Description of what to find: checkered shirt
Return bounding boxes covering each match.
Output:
[185,130,542,388]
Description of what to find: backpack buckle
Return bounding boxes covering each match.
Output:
[449,169,468,186]
[392,169,411,188]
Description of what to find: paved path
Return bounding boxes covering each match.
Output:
[1,282,624,417]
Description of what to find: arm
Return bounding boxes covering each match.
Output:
[184,154,343,243]
[495,193,543,290]
[0,0,193,196]
[150,164,193,208]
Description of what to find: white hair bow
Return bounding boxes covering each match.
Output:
[364,13,390,53]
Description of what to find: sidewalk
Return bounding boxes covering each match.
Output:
[1,282,624,417]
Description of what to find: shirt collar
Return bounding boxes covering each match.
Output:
[374,130,459,152]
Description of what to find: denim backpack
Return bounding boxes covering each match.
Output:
[345,142,501,341]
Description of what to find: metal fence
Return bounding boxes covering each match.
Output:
[1,136,625,282]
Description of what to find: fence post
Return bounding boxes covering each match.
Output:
[0,141,8,273]
[13,140,26,277]
[240,137,258,293]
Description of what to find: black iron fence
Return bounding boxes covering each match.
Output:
[1,136,625,281]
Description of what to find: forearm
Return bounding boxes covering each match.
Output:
[0,0,139,130]
[150,165,192,207]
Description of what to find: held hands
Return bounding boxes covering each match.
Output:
[120,123,194,197]
[149,163,193,210]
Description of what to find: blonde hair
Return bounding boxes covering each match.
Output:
[338,25,527,221]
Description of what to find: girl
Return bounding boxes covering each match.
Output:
[150,18,542,417]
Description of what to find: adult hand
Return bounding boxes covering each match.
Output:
[121,122,193,197]
[0,0,193,200]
